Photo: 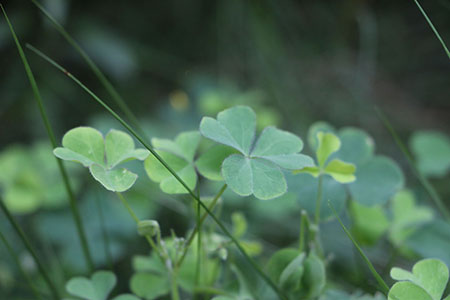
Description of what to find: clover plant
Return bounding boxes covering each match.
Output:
[54,127,149,192]
[389,259,450,300]
[64,270,140,300]
[410,131,450,177]
[200,105,314,200]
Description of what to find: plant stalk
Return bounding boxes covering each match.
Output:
[27,46,288,300]
[314,174,324,225]
[1,4,94,271]
[0,198,60,300]
[375,107,450,221]
[0,228,44,300]
[177,184,227,267]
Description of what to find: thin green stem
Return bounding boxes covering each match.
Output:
[30,0,146,134]
[177,184,227,267]
[299,210,309,252]
[194,187,202,299]
[1,4,94,271]
[116,192,140,223]
[0,197,60,300]
[314,174,324,224]
[170,269,181,300]
[0,228,44,300]
[375,107,450,221]
[27,46,288,300]
[329,201,389,295]
[413,0,450,59]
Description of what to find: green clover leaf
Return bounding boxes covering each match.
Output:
[410,131,450,177]
[295,132,356,184]
[66,271,117,300]
[144,131,201,194]
[65,270,141,300]
[54,127,149,192]
[389,259,449,300]
[200,106,314,200]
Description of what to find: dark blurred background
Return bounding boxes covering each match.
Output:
[1,0,449,148]
[0,0,449,297]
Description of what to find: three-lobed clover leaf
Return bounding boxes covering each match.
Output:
[64,270,141,300]
[144,131,201,194]
[54,127,149,192]
[200,106,314,200]
[294,132,356,184]
[389,259,450,300]
[410,131,450,178]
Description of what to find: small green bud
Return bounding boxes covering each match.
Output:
[137,220,160,237]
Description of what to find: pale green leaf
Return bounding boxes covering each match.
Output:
[293,166,320,177]
[159,165,197,194]
[349,156,404,206]
[302,252,326,298]
[58,127,105,166]
[89,164,138,192]
[350,201,389,245]
[324,159,356,183]
[200,106,256,155]
[130,272,170,299]
[388,282,432,300]
[389,189,433,246]
[334,127,374,165]
[266,248,302,285]
[412,259,449,300]
[66,271,116,300]
[307,121,335,151]
[279,253,305,291]
[251,126,310,169]
[222,155,287,200]
[195,144,237,181]
[410,131,450,177]
[152,131,201,162]
[444,295,450,300]
[221,155,253,197]
[231,212,248,239]
[105,130,149,168]
[316,132,341,168]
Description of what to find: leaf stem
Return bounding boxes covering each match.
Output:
[299,210,309,252]
[0,197,60,300]
[314,174,324,225]
[177,184,227,267]
[95,194,113,270]
[375,107,450,221]
[329,201,390,295]
[0,4,94,271]
[0,228,44,300]
[27,46,288,300]
[413,0,450,59]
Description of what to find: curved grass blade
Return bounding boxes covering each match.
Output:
[0,4,94,271]
[0,197,60,300]
[413,0,450,59]
[375,107,450,221]
[0,228,44,300]
[26,45,288,300]
[30,0,145,135]
[329,201,389,295]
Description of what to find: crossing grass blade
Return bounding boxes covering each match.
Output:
[26,45,289,300]
[329,201,390,295]
[30,0,146,135]
[413,0,450,59]
[375,106,450,221]
[0,196,60,300]
[1,3,94,271]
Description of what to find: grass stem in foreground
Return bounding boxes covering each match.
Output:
[375,107,450,221]
[0,197,60,300]
[0,228,44,300]
[329,201,389,295]
[1,4,94,271]
[413,0,450,59]
[27,45,288,300]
